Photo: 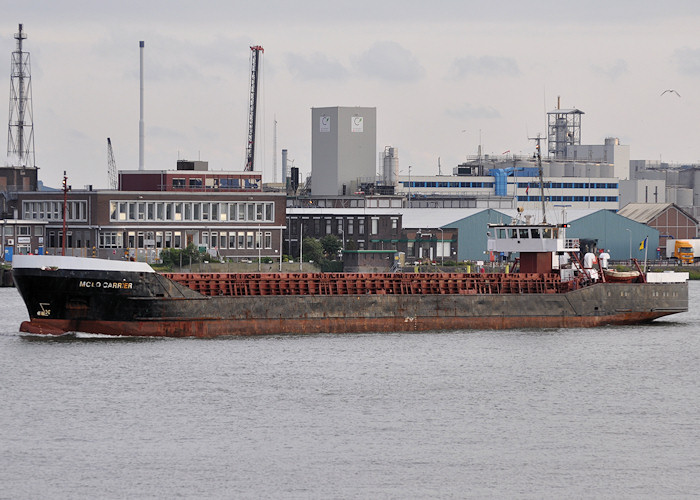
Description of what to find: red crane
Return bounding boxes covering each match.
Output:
[245,45,264,171]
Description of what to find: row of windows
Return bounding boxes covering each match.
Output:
[290,217,399,236]
[22,201,88,221]
[400,181,618,190]
[517,182,619,189]
[171,177,260,190]
[402,181,494,189]
[517,195,619,202]
[98,230,272,250]
[406,241,451,257]
[109,201,275,223]
[3,226,44,236]
[46,231,91,249]
[494,227,561,239]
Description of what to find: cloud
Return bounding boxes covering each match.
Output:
[445,103,501,120]
[591,58,628,80]
[355,41,425,82]
[672,47,700,76]
[148,125,187,141]
[285,52,349,81]
[450,56,520,78]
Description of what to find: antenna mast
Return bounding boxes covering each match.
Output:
[244,45,264,171]
[7,23,36,167]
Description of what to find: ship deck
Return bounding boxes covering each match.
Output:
[163,272,575,296]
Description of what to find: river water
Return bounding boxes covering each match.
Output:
[0,284,698,499]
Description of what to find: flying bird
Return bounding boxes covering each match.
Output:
[661,89,681,97]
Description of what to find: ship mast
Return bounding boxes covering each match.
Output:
[529,134,547,224]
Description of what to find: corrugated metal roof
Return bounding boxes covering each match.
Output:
[494,208,601,225]
[617,203,675,223]
[402,209,497,228]
[287,207,608,228]
[287,207,493,228]
[547,108,585,114]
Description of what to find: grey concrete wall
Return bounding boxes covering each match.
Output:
[312,107,376,196]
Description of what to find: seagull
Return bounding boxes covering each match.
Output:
[661,89,681,97]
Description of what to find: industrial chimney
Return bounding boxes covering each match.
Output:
[139,41,145,170]
[282,149,288,187]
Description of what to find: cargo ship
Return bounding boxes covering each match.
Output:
[11,222,688,338]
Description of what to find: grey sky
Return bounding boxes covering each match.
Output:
[3,1,700,188]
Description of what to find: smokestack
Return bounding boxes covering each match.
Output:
[139,41,145,170]
[282,149,288,185]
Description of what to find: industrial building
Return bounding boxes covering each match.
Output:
[396,172,620,211]
[439,208,658,262]
[12,188,287,262]
[311,106,377,196]
[118,160,262,192]
[629,160,700,221]
[2,25,699,269]
[618,203,698,255]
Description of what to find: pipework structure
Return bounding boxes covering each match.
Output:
[547,97,583,159]
[7,23,36,168]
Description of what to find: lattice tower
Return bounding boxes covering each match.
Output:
[7,23,35,167]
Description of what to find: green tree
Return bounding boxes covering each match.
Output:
[302,237,323,263]
[160,243,207,269]
[159,248,178,268]
[320,234,342,259]
[183,243,205,263]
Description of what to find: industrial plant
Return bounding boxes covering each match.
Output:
[1,24,698,270]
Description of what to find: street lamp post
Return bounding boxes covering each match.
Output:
[408,165,412,208]
[338,226,345,262]
[258,225,261,272]
[439,227,444,266]
[625,228,631,261]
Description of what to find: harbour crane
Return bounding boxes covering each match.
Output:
[244,45,264,171]
[107,138,117,189]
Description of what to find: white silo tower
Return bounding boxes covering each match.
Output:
[382,146,399,186]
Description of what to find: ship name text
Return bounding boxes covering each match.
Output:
[78,280,133,290]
